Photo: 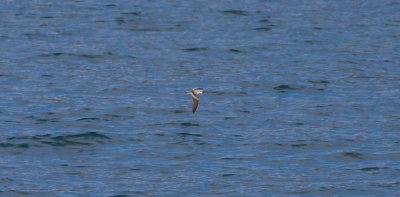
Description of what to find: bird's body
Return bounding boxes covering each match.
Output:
[185,88,204,113]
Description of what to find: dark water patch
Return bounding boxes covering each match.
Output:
[36,118,48,122]
[304,40,313,44]
[45,132,111,146]
[174,110,186,114]
[196,141,207,145]
[349,74,376,79]
[40,138,89,147]
[361,167,379,171]
[259,18,271,23]
[254,27,272,31]
[81,54,105,59]
[313,26,323,30]
[291,143,307,148]
[52,52,63,56]
[0,143,30,149]
[221,10,248,16]
[66,132,110,139]
[370,182,400,188]
[0,143,16,148]
[221,174,236,177]
[24,33,41,39]
[105,4,117,7]
[129,28,163,32]
[210,90,247,96]
[224,117,235,120]
[104,114,121,118]
[2,132,111,149]
[16,143,30,148]
[26,115,36,119]
[129,138,143,142]
[34,118,58,124]
[40,16,54,19]
[294,122,304,126]
[220,157,245,160]
[342,152,363,159]
[273,85,299,92]
[308,80,329,84]
[76,117,99,121]
[122,12,141,16]
[229,49,241,53]
[183,47,208,52]
[25,115,58,124]
[41,74,52,77]
[160,122,180,126]
[180,122,199,127]
[0,74,11,77]
[177,132,202,137]
[40,52,121,59]
[115,17,125,24]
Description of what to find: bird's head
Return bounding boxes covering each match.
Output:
[193,88,204,95]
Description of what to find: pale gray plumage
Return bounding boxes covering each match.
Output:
[185,88,204,113]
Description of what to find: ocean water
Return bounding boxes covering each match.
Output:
[1,0,399,196]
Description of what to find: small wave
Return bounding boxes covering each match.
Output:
[361,167,379,171]
[76,117,100,121]
[177,132,202,137]
[104,4,117,7]
[342,151,363,159]
[259,18,271,23]
[1,132,111,149]
[273,85,299,92]
[180,122,199,127]
[122,12,141,16]
[25,115,59,124]
[308,80,330,84]
[40,52,131,59]
[221,10,248,16]
[183,47,208,52]
[220,157,245,160]
[173,110,186,114]
[208,90,247,96]
[291,143,308,148]
[129,28,164,32]
[221,173,236,177]
[253,27,272,31]
[229,49,241,53]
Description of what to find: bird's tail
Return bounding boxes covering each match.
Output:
[185,91,191,94]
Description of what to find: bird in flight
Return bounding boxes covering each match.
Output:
[185,88,204,113]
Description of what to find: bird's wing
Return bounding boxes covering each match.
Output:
[192,97,199,113]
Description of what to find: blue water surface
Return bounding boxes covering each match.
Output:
[0,0,399,196]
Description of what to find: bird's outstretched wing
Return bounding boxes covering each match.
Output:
[192,98,199,113]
